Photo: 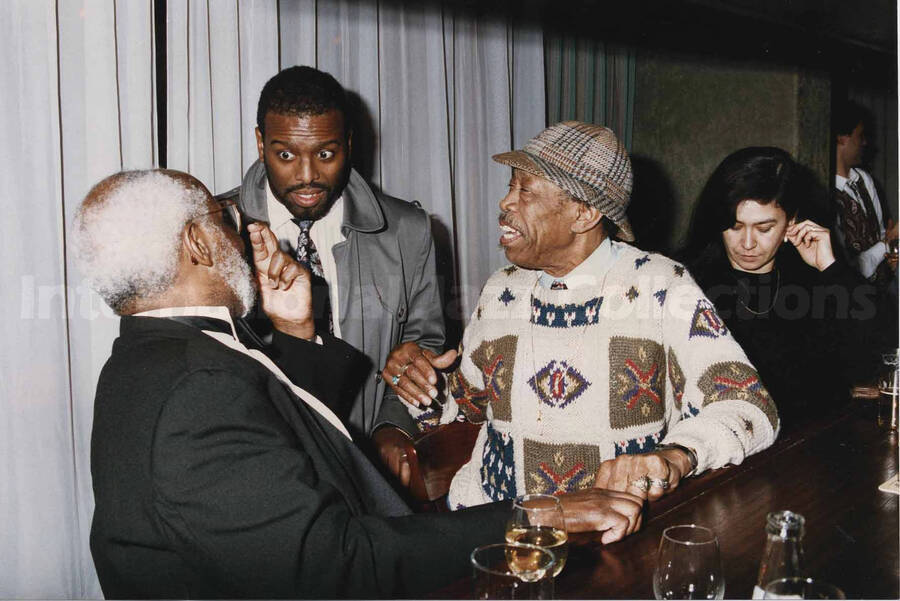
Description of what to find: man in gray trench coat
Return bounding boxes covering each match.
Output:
[218,66,450,476]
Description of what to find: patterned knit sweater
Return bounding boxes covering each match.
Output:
[407,242,780,508]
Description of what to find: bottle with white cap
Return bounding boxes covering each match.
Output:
[752,510,805,599]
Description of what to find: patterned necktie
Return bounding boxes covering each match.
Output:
[294,219,334,334]
[550,280,568,290]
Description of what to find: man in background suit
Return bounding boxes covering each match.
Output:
[831,100,898,293]
[75,168,644,598]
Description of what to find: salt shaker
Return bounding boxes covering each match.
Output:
[752,510,805,599]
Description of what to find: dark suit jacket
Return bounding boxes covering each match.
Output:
[89,316,507,599]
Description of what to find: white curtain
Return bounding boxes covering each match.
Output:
[166,0,546,323]
[2,0,156,597]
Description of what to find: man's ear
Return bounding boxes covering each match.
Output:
[571,203,603,234]
[183,222,215,267]
[836,133,849,148]
[255,126,265,162]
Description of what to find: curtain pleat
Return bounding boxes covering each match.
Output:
[3,0,156,597]
[545,31,635,150]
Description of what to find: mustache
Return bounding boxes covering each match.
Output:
[499,211,520,230]
[284,182,329,194]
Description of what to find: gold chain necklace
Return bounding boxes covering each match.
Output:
[734,268,780,315]
[528,270,608,429]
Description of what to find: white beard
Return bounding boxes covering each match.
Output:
[211,234,257,317]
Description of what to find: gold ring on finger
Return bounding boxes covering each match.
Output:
[631,475,652,492]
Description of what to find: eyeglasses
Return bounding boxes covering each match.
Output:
[194,198,242,234]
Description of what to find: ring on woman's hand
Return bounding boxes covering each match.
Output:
[400,362,412,374]
[391,374,402,386]
[631,475,652,492]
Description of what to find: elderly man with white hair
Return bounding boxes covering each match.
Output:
[76,168,647,599]
[382,122,780,510]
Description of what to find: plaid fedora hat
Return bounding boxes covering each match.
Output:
[492,121,634,241]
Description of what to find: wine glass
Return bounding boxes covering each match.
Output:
[506,494,569,577]
[887,237,899,260]
[471,543,555,599]
[652,524,725,599]
[878,351,899,430]
[763,577,845,599]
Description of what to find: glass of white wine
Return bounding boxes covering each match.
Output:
[506,494,569,577]
[471,543,555,599]
[652,524,725,600]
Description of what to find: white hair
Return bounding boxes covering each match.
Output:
[210,228,257,317]
[73,170,209,314]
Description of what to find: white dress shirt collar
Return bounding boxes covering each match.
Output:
[538,237,615,289]
[134,305,238,337]
[264,182,345,337]
[835,168,862,194]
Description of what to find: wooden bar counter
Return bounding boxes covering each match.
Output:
[429,404,899,599]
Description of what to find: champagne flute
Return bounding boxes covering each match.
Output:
[653,524,725,599]
[505,494,569,577]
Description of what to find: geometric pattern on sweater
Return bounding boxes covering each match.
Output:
[438,242,780,510]
[447,369,489,424]
[667,347,686,411]
[689,298,728,339]
[524,438,600,495]
[528,360,591,410]
[614,429,664,456]
[499,287,516,306]
[609,337,666,428]
[470,336,517,421]
[530,296,603,328]
[414,406,442,432]
[480,423,516,501]
[697,361,778,429]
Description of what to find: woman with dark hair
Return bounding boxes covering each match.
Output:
[680,147,891,424]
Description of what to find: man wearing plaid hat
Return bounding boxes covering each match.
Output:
[383,122,779,508]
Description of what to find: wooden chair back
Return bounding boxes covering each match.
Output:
[405,421,481,505]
